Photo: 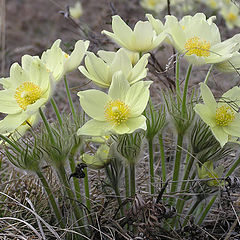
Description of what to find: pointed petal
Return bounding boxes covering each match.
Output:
[200,83,217,111]
[64,40,89,73]
[223,114,240,137]
[97,50,116,64]
[112,122,130,134]
[125,115,147,133]
[78,89,111,120]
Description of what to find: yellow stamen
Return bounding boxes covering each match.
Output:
[15,82,42,110]
[104,100,130,126]
[64,53,69,59]
[215,105,235,126]
[185,36,211,57]
[227,12,237,22]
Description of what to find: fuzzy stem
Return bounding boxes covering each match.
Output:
[64,75,77,121]
[39,107,55,145]
[183,197,203,226]
[204,64,213,84]
[181,64,192,119]
[169,134,184,205]
[159,134,166,183]
[197,195,217,225]
[36,171,65,228]
[69,144,82,203]
[129,162,136,197]
[58,165,86,233]
[175,54,181,97]
[226,156,240,177]
[83,168,91,211]
[175,156,195,213]
[50,98,63,127]
[125,164,130,210]
[148,138,155,194]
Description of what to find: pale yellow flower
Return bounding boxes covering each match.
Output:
[102,15,166,52]
[69,2,83,20]
[79,48,149,88]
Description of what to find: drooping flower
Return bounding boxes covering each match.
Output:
[0,58,52,134]
[164,13,240,65]
[77,71,152,136]
[194,83,240,147]
[79,48,149,88]
[69,1,83,20]
[41,39,89,81]
[82,144,110,169]
[102,15,166,53]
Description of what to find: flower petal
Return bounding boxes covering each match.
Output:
[194,104,216,128]
[125,115,147,133]
[223,114,240,137]
[78,89,111,120]
[77,119,112,136]
[108,71,130,101]
[125,81,152,116]
[200,83,217,111]
[211,126,228,147]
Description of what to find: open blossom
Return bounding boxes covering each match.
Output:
[0,58,52,134]
[41,39,89,81]
[79,48,149,88]
[194,83,240,147]
[77,71,152,136]
[164,13,240,65]
[102,15,166,53]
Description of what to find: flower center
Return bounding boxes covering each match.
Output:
[104,100,130,125]
[185,36,211,57]
[15,82,42,110]
[64,53,69,59]
[227,12,237,22]
[215,105,235,126]
[148,0,156,6]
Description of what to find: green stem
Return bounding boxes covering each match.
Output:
[148,138,155,194]
[39,108,55,145]
[175,54,181,107]
[181,64,192,119]
[83,168,91,211]
[169,134,184,205]
[176,157,195,213]
[197,195,217,225]
[64,75,77,121]
[69,145,82,203]
[226,156,240,177]
[50,98,63,127]
[36,171,65,228]
[125,164,130,210]
[159,134,166,183]
[58,165,86,233]
[183,197,203,226]
[129,162,136,197]
[204,64,213,84]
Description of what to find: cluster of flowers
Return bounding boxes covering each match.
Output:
[141,0,240,30]
[1,13,240,151]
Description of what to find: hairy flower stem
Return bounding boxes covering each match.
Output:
[181,64,192,119]
[159,134,166,183]
[83,168,91,211]
[50,98,63,128]
[175,156,195,214]
[39,108,55,145]
[183,197,203,226]
[69,144,83,203]
[57,164,87,234]
[36,171,65,228]
[197,195,217,225]
[125,164,130,210]
[204,64,213,84]
[129,162,136,197]
[169,134,184,206]
[64,75,77,122]
[148,138,155,194]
